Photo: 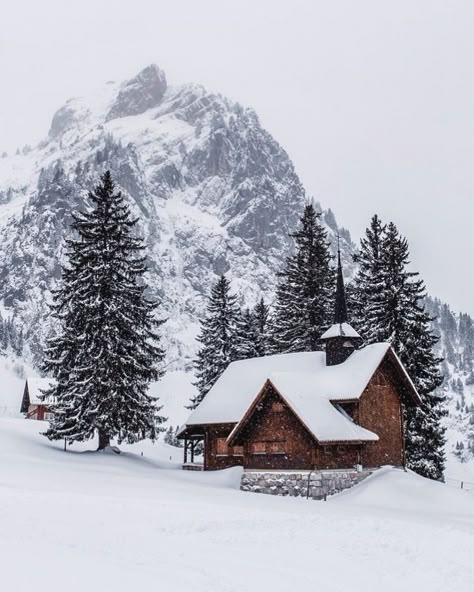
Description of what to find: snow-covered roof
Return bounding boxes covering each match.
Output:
[320,322,362,340]
[264,373,378,442]
[26,377,56,405]
[229,372,379,443]
[182,343,402,442]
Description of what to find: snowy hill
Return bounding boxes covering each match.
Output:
[1,417,473,592]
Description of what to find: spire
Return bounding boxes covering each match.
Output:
[334,235,348,324]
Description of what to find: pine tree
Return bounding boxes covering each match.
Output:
[351,214,386,340]
[42,171,166,450]
[253,298,271,357]
[164,425,183,447]
[190,275,240,409]
[235,308,259,360]
[352,218,446,480]
[272,204,334,353]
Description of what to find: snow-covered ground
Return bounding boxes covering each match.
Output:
[1,417,473,592]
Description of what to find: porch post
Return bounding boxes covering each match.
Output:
[191,440,195,463]
[184,437,188,464]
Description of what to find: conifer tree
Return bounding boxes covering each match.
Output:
[351,214,386,339]
[352,218,446,480]
[235,308,259,360]
[253,298,271,357]
[190,275,240,409]
[42,171,166,450]
[272,204,334,353]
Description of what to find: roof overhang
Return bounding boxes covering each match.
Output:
[384,348,422,406]
[177,422,236,439]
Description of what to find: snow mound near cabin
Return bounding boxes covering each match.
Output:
[1,418,474,592]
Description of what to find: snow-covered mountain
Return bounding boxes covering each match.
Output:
[0,64,353,369]
[0,64,472,472]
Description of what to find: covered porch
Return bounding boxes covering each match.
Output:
[179,425,205,471]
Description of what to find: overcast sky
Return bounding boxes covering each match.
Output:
[2,0,474,314]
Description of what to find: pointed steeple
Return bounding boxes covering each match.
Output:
[320,236,363,365]
[334,237,348,324]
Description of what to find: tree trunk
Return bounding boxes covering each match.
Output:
[97,429,110,450]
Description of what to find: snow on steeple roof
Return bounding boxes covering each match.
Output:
[181,342,409,443]
[320,322,362,340]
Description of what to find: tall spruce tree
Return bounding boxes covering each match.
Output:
[253,298,271,357]
[190,275,240,409]
[272,204,334,353]
[352,218,446,480]
[351,214,386,339]
[235,308,260,360]
[42,171,166,450]
[235,299,271,360]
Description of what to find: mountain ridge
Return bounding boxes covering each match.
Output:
[0,63,472,467]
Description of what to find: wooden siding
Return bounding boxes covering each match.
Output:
[235,386,316,470]
[358,362,404,467]
[205,425,244,470]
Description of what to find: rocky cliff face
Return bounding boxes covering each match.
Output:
[0,64,353,368]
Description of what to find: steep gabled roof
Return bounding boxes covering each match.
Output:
[180,342,420,442]
[227,377,379,445]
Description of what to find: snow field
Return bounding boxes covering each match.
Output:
[1,418,474,592]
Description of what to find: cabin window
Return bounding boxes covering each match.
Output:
[272,402,284,413]
[269,441,286,454]
[323,446,334,455]
[216,438,229,455]
[250,442,267,454]
[44,412,54,421]
[337,445,348,453]
[233,445,244,456]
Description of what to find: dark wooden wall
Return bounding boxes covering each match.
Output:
[237,387,315,470]
[205,425,244,470]
[358,363,404,467]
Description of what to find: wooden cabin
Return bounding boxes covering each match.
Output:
[179,252,421,472]
[178,338,420,471]
[20,378,55,420]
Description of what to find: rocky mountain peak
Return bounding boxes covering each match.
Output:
[106,64,167,122]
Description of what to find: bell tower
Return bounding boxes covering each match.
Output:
[321,239,363,366]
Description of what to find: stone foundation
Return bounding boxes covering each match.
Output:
[240,469,373,500]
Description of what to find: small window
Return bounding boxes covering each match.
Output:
[337,445,348,453]
[44,412,54,421]
[323,446,334,455]
[216,438,229,455]
[250,442,266,454]
[233,445,244,456]
[269,441,286,454]
[272,402,284,413]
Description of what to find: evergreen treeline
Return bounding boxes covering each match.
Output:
[191,207,447,481]
[189,275,271,409]
[426,297,474,460]
[0,314,24,356]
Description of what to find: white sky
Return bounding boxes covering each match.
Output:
[2,0,474,315]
